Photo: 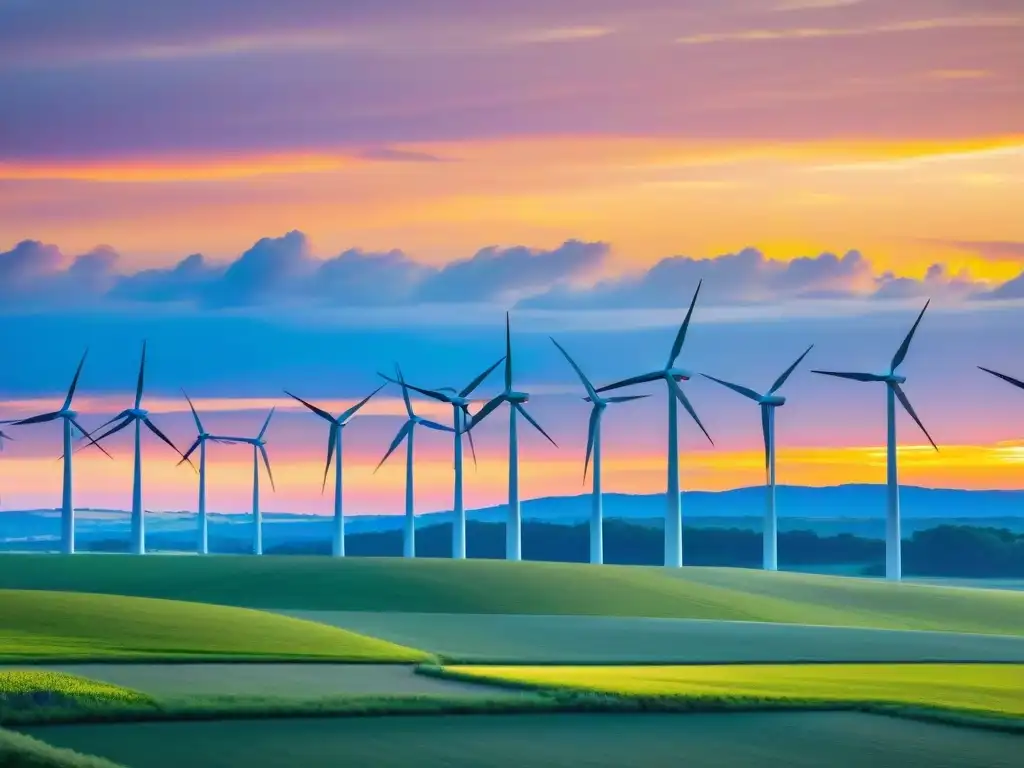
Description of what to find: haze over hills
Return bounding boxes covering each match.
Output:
[3,485,1023,546]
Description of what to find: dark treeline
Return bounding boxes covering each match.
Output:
[80,521,1024,577]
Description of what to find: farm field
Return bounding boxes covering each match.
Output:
[285,610,1024,663]
[0,589,429,662]
[449,663,1024,717]
[0,663,515,698]
[2,555,1024,636]
[21,711,1024,768]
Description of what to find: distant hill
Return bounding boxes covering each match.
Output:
[2,484,1022,549]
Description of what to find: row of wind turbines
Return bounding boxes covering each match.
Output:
[3,282,1022,581]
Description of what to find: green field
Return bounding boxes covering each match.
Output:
[2,556,1024,635]
[0,589,429,662]
[448,663,1024,717]
[285,610,1024,663]
[0,727,124,768]
[20,711,1024,768]
[0,671,148,705]
[0,664,517,699]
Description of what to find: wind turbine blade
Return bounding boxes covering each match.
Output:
[69,417,114,460]
[13,411,61,426]
[63,349,89,411]
[811,370,887,383]
[550,337,599,403]
[978,366,1024,391]
[890,299,930,373]
[144,417,187,460]
[468,395,505,429]
[284,391,335,422]
[179,437,202,466]
[419,419,454,433]
[516,404,557,447]
[701,374,762,402]
[459,405,479,467]
[583,407,599,483]
[340,383,386,423]
[669,378,714,445]
[259,445,276,492]
[258,408,275,440]
[760,404,771,485]
[321,423,337,493]
[85,409,131,436]
[91,416,134,444]
[768,344,814,394]
[182,389,204,434]
[504,313,513,390]
[374,422,412,473]
[461,357,505,398]
[394,364,415,418]
[667,279,703,368]
[595,371,663,393]
[606,394,650,404]
[379,373,450,403]
[135,340,147,409]
[890,382,938,452]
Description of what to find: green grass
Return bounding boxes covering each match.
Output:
[284,610,1024,664]
[0,671,149,705]
[20,711,1024,768]
[445,663,1024,719]
[0,590,430,663]
[2,555,1024,636]
[0,728,125,768]
[0,664,524,699]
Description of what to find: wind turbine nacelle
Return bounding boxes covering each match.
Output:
[61,409,78,420]
[506,391,529,404]
[885,373,907,384]
[760,395,786,406]
[128,408,149,419]
[667,368,694,381]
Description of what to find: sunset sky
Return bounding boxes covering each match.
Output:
[1,0,1022,516]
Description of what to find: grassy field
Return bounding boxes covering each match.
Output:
[2,555,1024,635]
[447,663,1024,718]
[286,610,1024,663]
[0,664,520,699]
[0,589,429,662]
[0,671,148,704]
[21,711,1024,768]
[0,727,124,768]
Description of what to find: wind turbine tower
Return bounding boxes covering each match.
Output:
[470,314,557,561]
[91,342,189,555]
[551,338,648,565]
[7,351,111,554]
[596,282,713,568]
[375,366,453,558]
[379,357,504,559]
[217,410,276,555]
[286,384,385,556]
[179,392,232,554]
[812,301,938,581]
[702,345,814,571]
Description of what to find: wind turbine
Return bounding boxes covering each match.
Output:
[551,337,648,565]
[978,366,1024,393]
[91,341,189,555]
[285,384,385,557]
[812,301,938,582]
[217,410,276,555]
[6,351,111,554]
[701,345,814,571]
[378,357,504,559]
[375,366,454,558]
[469,313,557,561]
[595,282,713,568]
[178,392,233,555]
